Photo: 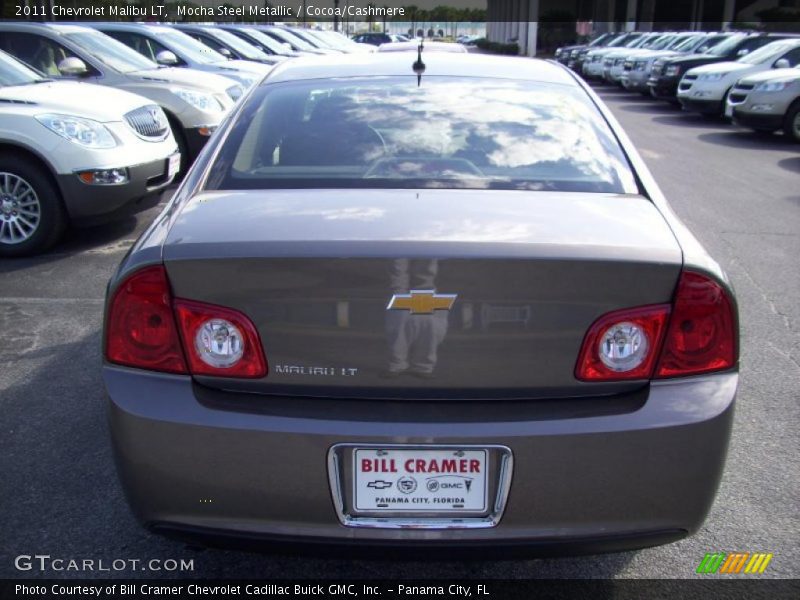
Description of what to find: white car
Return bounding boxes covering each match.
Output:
[87,23,272,95]
[0,23,239,169]
[0,51,179,256]
[677,38,800,117]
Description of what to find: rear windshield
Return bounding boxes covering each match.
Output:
[205,77,637,194]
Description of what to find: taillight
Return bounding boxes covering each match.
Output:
[106,266,267,378]
[575,270,737,382]
[575,304,671,381]
[654,271,736,378]
[106,266,188,374]
[174,299,267,378]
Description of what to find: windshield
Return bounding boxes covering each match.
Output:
[0,51,41,86]
[64,31,156,73]
[608,33,640,48]
[649,36,676,51]
[588,33,613,47]
[264,28,315,51]
[706,34,747,57]
[238,28,294,56]
[206,77,637,195]
[208,28,269,61]
[738,41,796,65]
[290,29,328,49]
[695,34,731,54]
[159,29,226,64]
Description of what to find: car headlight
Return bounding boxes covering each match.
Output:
[754,80,792,93]
[665,65,681,77]
[555,48,563,58]
[172,88,223,113]
[35,114,117,149]
[699,72,727,82]
[226,84,244,101]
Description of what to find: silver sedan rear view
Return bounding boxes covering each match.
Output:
[102,52,738,555]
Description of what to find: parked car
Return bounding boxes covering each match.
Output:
[582,32,646,80]
[302,29,376,53]
[567,32,628,71]
[217,25,305,59]
[103,53,738,555]
[85,23,272,95]
[602,33,672,85]
[286,28,345,54]
[378,41,468,53]
[0,22,238,169]
[352,32,408,46]
[648,33,797,104]
[678,38,800,117]
[171,24,286,66]
[0,50,178,256]
[555,32,617,66]
[254,25,333,55]
[727,65,800,141]
[621,33,729,94]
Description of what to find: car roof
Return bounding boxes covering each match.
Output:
[378,41,468,53]
[264,52,578,86]
[0,22,95,35]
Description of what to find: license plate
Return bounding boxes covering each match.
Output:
[724,103,734,118]
[353,448,488,513]
[167,153,181,178]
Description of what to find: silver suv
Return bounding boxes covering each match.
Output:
[0,22,239,169]
[728,65,800,142]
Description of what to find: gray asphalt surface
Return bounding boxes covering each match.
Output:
[1,84,798,580]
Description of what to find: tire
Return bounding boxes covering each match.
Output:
[783,101,800,143]
[165,112,190,177]
[0,155,66,257]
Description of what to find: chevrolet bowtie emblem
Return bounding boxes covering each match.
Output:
[386,290,457,315]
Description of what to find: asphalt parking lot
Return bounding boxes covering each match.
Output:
[1,84,798,580]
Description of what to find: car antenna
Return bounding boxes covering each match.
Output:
[413,39,426,87]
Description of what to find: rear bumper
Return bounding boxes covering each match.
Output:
[106,367,736,553]
[58,155,177,223]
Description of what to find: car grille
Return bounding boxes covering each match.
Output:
[623,60,634,71]
[729,92,748,104]
[734,83,755,91]
[604,58,613,67]
[651,61,665,76]
[124,105,170,141]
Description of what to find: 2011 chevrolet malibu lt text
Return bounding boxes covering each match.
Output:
[102,52,739,555]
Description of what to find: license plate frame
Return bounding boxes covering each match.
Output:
[328,444,513,529]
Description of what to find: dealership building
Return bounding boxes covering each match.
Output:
[486,0,800,56]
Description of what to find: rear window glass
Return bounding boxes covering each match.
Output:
[205,77,637,194]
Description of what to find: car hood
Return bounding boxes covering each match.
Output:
[688,61,751,75]
[0,80,150,122]
[213,59,273,75]
[131,67,238,93]
[737,67,800,85]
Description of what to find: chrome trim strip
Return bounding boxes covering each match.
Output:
[327,443,513,530]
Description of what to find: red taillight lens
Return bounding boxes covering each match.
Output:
[575,304,671,381]
[655,271,736,378]
[174,299,267,378]
[106,266,188,374]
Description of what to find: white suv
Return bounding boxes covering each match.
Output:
[677,38,800,117]
[0,51,179,256]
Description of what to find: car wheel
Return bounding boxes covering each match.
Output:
[0,155,66,257]
[783,101,800,143]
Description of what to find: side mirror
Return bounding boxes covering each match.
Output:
[774,58,790,69]
[155,50,179,66]
[736,48,750,57]
[219,47,232,59]
[57,57,88,77]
